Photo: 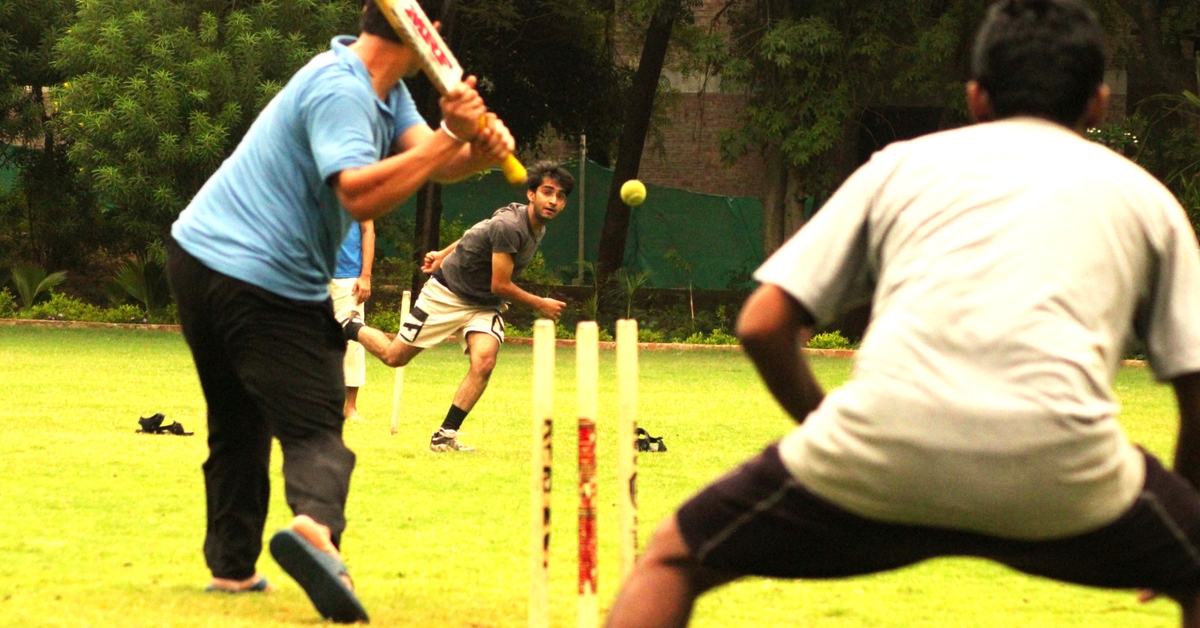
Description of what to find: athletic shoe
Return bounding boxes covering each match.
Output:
[430,428,475,452]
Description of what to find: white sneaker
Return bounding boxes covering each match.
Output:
[430,428,475,452]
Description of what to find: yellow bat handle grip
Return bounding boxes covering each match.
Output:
[479,115,526,186]
[501,155,527,186]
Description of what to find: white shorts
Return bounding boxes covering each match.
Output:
[329,277,366,388]
[400,278,506,350]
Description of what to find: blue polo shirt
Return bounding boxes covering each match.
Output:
[172,36,424,301]
[334,222,363,279]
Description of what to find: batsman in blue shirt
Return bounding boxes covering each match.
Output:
[166,1,514,621]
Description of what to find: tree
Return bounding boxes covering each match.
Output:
[705,0,980,253]
[51,0,361,248]
[1103,0,1199,104]
[397,0,626,291]
[0,0,101,270]
[595,0,693,278]
[704,0,1199,254]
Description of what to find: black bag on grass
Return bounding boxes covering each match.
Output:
[636,427,666,452]
[137,413,193,436]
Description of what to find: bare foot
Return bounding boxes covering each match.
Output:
[288,515,353,590]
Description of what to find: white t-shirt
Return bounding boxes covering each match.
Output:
[758,117,1200,540]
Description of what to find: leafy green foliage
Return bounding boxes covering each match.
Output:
[519,251,562,287]
[14,290,165,324]
[682,327,739,345]
[807,330,852,349]
[366,309,401,335]
[26,290,99,320]
[0,287,15,317]
[109,245,170,316]
[706,0,978,189]
[51,0,360,244]
[445,0,627,161]
[1086,80,1200,233]
[665,248,695,321]
[615,267,650,318]
[0,0,104,269]
[10,263,67,309]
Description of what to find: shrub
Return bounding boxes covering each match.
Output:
[638,328,665,344]
[101,304,148,324]
[27,291,101,321]
[0,288,15,318]
[704,328,739,345]
[807,331,852,350]
[109,246,171,317]
[521,252,562,287]
[504,322,531,339]
[367,310,401,334]
[153,302,180,325]
[10,264,67,309]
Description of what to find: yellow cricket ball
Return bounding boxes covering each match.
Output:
[620,179,647,207]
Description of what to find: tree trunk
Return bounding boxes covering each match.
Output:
[782,164,806,241]
[762,147,809,255]
[412,182,443,297]
[409,0,457,299]
[595,1,679,279]
[762,147,787,255]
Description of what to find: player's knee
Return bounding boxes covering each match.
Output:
[472,354,497,377]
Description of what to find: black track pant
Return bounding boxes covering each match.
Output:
[167,239,356,580]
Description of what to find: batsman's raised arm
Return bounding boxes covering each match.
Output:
[333,77,510,221]
[433,108,516,183]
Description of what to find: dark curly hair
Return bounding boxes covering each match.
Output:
[525,161,575,196]
[971,0,1107,126]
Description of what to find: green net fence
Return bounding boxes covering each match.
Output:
[378,158,766,290]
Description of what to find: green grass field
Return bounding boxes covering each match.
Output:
[0,324,1186,627]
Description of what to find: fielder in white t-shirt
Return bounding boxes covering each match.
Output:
[605,1,1200,626]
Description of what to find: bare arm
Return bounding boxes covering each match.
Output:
[736,283,824,423]
[422,239,460,274]
[353,220,374,304]
[416,113,515,184]
[334,125,470,221]
[491,252,565,319]
[1173,372,1200,491]
[332,78,512,221]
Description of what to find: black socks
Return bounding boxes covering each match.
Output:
[440,404,469,432]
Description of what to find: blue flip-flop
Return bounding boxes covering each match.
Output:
[204,577,269,594]
[269,529,369,624]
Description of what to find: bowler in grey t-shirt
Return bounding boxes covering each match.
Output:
[343,161,573,452]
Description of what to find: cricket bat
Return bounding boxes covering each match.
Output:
[373,0,527,186]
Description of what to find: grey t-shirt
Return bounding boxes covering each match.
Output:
[758,117,1200,540]
[435,203,545,306]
